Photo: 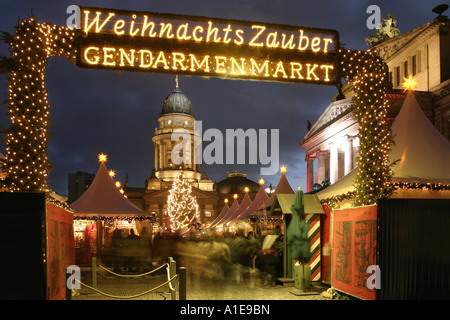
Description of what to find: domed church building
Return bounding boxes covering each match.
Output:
[123,77,261,230]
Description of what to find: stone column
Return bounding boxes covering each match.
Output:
[329,142,338,184]
[154,142,159,171]
[344,136,353,175]
[306,158,314,192]
[317,151,326,185]
[160,142,165,170]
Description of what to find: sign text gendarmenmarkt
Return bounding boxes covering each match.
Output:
[76,7,340,85]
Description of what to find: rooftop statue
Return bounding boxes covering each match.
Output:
[365,14,401,46]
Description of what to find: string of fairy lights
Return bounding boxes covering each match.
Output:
[166,171,200,230]
[340,48,395,206]
[1,16,447,210]
[1,17,76,193]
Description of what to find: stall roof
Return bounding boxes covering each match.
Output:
[71,160,147,217]
[269,193,325,217]
[238,182,269,220]
[266,171,295,207]
[316,91,450,201]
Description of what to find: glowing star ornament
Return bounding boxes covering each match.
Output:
[401,75,418,92]
[259,178,265,185]
[98,153,107,162]
[280,165,287,173]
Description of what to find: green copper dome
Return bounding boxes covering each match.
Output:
[161,77,193,116]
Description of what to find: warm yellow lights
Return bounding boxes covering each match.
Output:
[280,165,287,173]
[98,153,107,162]
[233,194,238,199]
[109,170,116,177]
[259,178,265,185]
[244,187,249,193]
[401,75,418,92]
[115,181,121,188]
[82,9,335,54]
[81,46,334,82]
[78,8,338,84]
[224,198,229,203]
[166,171,200,231]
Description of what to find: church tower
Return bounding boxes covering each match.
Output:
[151,76,202,185]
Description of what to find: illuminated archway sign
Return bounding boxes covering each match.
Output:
[76,7,340,85]
[2,6,396,206]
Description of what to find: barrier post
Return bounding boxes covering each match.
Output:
[168,257,177,300]
[92,257,97,289]
[179,267,186,300]
[65,270,72,300]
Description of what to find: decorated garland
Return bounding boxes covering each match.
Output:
[320,182,450,207]
[0,16,398,208]
[340,48,395,206]
[73,215,155,221]
[0,16,76,193]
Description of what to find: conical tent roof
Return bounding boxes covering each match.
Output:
[389,91,450,184]
[223,192,252,225]
[210,202,230,228]
[239,182,269,220]
[316,91,450,200]
[266,171,295,207]
[71,160,147,216]
[214,197,239,227]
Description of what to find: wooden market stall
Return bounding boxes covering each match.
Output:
[70,155,151,266]
[269,193,325,285]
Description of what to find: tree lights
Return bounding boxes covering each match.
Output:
[166,171,200,231]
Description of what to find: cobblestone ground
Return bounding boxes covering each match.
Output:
[71,266,331,301]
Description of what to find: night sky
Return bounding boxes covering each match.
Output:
[0,0,444,197]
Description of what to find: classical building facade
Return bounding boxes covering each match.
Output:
[301,13,450,192]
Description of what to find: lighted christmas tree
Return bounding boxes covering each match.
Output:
[166,171,200,231]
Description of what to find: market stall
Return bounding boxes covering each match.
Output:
[269,192,325,283]
[70,155,151,267]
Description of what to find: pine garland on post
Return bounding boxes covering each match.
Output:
[166,171,200,231]
[340,48,395,206]
[0,16,76,192]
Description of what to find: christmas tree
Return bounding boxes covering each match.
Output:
[166,171,200,231]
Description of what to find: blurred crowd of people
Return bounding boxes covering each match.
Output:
[109,223,284,285]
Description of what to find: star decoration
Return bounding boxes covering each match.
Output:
[401,75,418,92]
[98,153,107,163]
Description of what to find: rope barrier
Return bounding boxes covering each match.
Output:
[98,263,168,278]
[75,275,179,300]
[74,261,180,300]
